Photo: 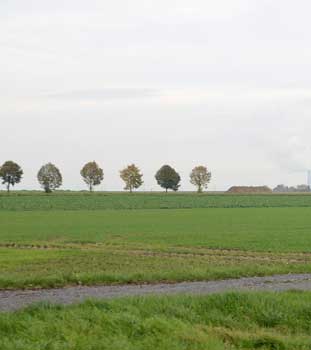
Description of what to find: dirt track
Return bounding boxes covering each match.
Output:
[1,273,311,312]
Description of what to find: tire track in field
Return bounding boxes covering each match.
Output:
[1,273,311,312]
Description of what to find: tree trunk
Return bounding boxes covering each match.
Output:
[7,182,10,193]
[89,183,93,192]
[165,188,168,193]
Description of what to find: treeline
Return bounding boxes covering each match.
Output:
[273,184,311,193]
[0,161,212,194]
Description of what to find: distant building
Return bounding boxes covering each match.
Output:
[273,183,310,193]
[308,170,311,189]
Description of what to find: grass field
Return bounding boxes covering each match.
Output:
[1,194,311,347]
[1,202,311,289]
[1,207,311,251]
[1,191,311,210]
[1,292,311,349]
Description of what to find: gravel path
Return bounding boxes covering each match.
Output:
[1,273,311,312]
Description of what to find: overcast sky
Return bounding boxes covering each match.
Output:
[1,0,311,191]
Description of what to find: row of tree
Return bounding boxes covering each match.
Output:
[273,184,310,193]
[0,161,212,193]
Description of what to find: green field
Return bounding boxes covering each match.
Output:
[1,207,311,251]
[1,292,311,349]
[1,191,311,210]
[1,194,311,346]
[1,194,311,289]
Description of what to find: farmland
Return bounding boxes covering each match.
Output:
[2,152,308,340]
[1,191,311,210]
[1,195,311,350]
[1,192,311,289]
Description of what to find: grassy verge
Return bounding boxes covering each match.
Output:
[1,292,311,349]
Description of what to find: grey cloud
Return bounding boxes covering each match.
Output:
[1,0,311,190]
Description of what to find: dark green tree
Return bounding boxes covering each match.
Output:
[0,161,23,192]
[37,163,62,193]
[155,165,181,192]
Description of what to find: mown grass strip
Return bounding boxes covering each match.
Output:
[1,245,311,289]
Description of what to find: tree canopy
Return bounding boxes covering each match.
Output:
[80,161,104,191]
[37,163,62,193]
[120,164,143,192]
[0,161,23,192]
[190,166,211,193]
[155,165,180,192]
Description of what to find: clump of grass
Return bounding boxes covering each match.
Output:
[1,292,311,349]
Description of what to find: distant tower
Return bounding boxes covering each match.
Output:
[308,170,311,189]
